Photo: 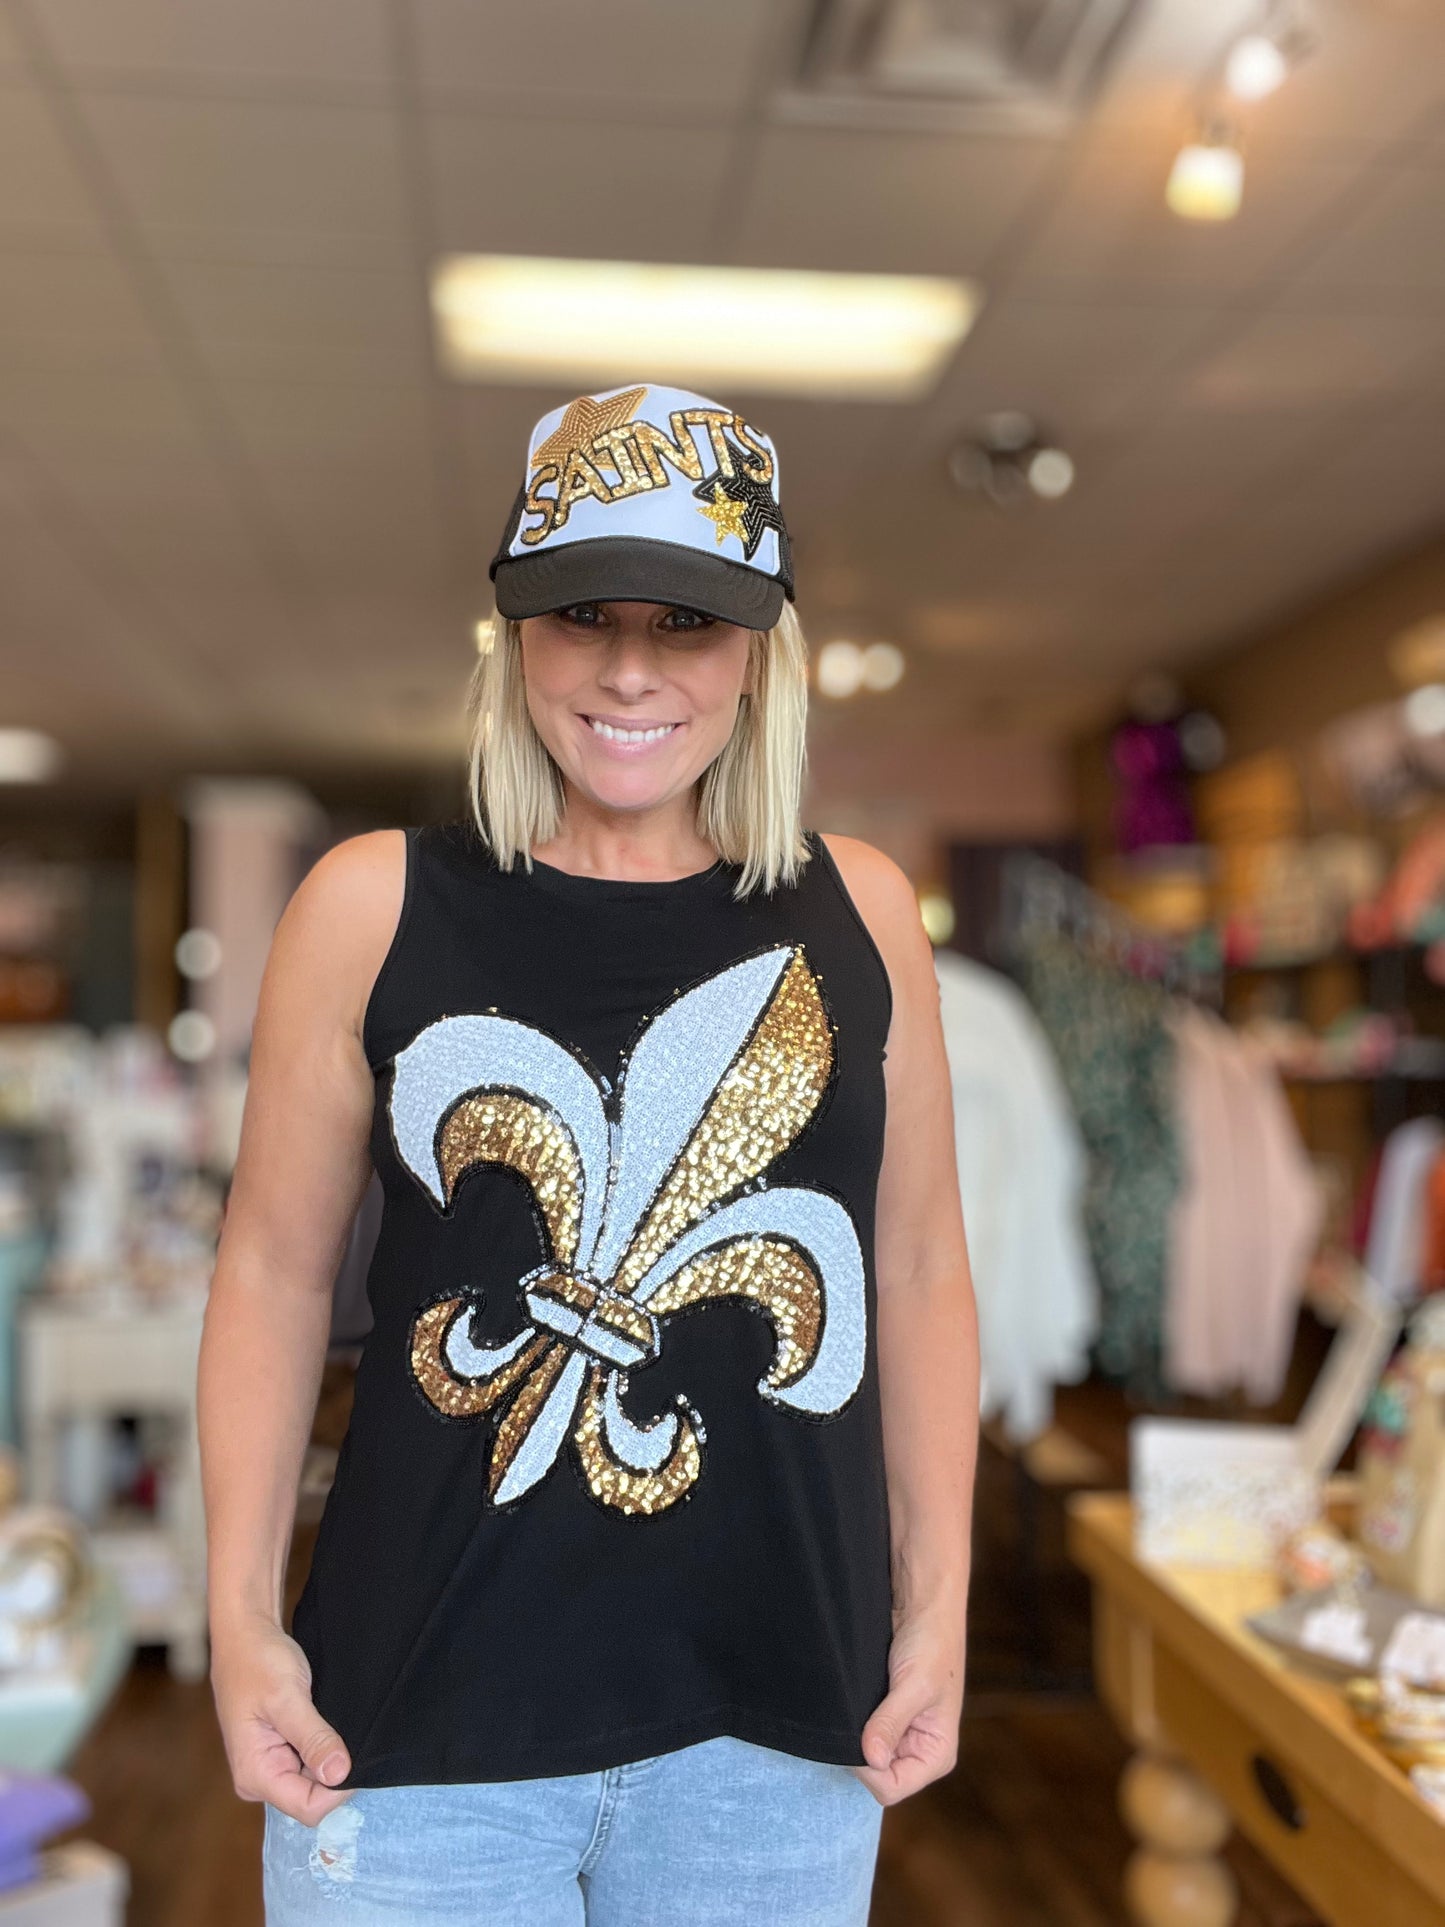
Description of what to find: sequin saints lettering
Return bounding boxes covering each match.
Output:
[519,387,777,548]
[385,946,866,1517]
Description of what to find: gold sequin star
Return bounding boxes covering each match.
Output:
[532,387,647,472]
[695,480,749,548]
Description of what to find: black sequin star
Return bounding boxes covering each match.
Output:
[692,458,787,564]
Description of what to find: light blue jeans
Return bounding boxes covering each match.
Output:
[263,1735,884,1925]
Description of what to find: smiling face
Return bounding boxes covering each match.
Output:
[518,600,756,817]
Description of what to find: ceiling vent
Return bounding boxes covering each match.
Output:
[778,0,1143,134]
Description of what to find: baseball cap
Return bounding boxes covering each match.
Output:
[489,383,794,630]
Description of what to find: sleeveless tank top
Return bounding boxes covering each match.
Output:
[290,817,895,1788]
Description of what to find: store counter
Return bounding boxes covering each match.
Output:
[1068,1491,1445,1927]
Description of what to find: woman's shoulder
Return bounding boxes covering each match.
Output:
[283,830,410,999]
[813,830,916,919]
[301,828,410,913]
[811,830,935,1023]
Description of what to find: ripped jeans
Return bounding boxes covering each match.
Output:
[262,1734,883,1925]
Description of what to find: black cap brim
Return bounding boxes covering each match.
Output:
[492,536,789,630]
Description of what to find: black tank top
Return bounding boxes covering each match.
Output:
[290,817,895,1788]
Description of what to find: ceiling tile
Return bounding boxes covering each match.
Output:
[1290,161,1445,300]
[0,244,158,354]
[413,0,779,111]
[925,293,1224,439]
[43,452,273,592]
[160,258,431,381]
[0,83,102,243]
[219,377,436,465]
[78,93,407,254]
[731,128,1058,274]
[1181,307,1443,407]
[0,460,236,731]
[426,111,736,258]
[0,368,202,456]
[1220,9,1445,157]
[0,12,25,72]
[1084,0,1255,139]
[1013,128,1369,296]
[33,0,391,92]
[263,473,452,593]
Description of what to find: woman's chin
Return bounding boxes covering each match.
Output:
[570,766,688,813]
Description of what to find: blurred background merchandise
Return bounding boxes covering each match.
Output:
[0,0,1443,1920]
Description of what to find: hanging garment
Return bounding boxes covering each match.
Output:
[1367,1117,1445,1304]
[1420,1148,1445,1295]
[1234,1031,1326,1402]
[1164,1007,1324,1403]
[1162,1006,1238,1397]
[933,950,1097,1441]
[291,819,895,1789]
[1014,933,1181,1399]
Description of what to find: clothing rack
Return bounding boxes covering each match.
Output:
[996,852,1221,1005]
[985,854,1219,1695]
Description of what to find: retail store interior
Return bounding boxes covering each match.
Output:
[3,0,1445,1921]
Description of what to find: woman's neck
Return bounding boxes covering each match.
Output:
[531,800,717,884]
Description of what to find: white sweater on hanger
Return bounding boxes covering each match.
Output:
[934,949,1099,1441]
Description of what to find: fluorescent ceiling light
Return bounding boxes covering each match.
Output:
[431,255,982,401]
[0,729,62,783]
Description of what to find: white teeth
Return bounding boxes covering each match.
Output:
[588,719,679,744]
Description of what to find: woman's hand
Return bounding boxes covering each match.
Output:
[854,1608,966,1806]
[211,1612,356,1826]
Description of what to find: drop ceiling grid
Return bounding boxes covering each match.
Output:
[0,0,1437,775]
[33,0,392,93]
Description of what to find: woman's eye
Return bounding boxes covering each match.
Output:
[661,608,715,634]
[557,603,603,627]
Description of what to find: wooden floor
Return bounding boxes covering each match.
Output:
[57,1361,1325,1926]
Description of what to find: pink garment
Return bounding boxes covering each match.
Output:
[1236,1032,1325,1402]
[1164,1007,1236,1394]
[1164,1007,1323,1403]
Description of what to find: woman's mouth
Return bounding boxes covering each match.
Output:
[581,715,683,747]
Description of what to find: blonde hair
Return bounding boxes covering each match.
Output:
[464,602,813,899]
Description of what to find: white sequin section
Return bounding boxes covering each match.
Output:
[632,1188,866,1414]
[492,1348,588,1505]
[589,948,793,1281]
[446,1318,536,1379]
[599,1370,681,1471]
[389,1014,610,1254]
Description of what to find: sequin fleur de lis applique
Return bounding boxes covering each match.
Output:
[385,945,865,1517]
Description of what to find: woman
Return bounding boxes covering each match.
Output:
[201,382,980,1925]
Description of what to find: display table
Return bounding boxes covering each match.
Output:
[1067,1491,1445,1927]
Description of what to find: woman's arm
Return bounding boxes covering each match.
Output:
[821,834,980,1806]
[198,829,405,1822]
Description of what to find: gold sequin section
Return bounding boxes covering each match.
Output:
[487,1344,570,1498]
[438,1094,582,1266]
[574,1364,703,1515]
[410,1299,551,1418]
[630,417,704,484]
[644,1239,823,1390]
[696,480,749,548]
[531,388,646,472]
[612,952,833,1296]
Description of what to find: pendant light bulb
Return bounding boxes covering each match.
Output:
[1226,33,1289,100]
[1166,136,1245,222]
